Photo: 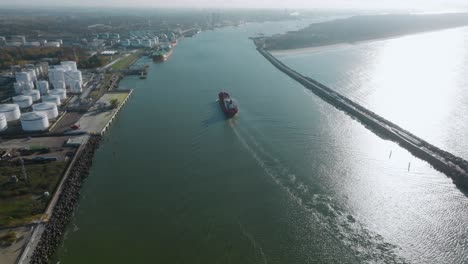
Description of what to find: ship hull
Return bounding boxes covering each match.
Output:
[152,49,173,62]
[218,92,238,118]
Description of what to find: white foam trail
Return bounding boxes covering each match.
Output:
[229,120,407,263]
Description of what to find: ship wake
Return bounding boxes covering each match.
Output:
[229,120,407,264]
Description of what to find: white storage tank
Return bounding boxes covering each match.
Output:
[22,90,41,102]
[48,68,65,84]
[26,69,37,82]
[42,95,61,106]
[53,81,66,90]
[23,81,35,91]
[0,104,21,121]
[13,95,33,108]
[20,112,49,131]
[37,81,49,95]
[61,61,77,71]
[32,102,59,119]
[15,72,31,83]
[13,83,23,94]
[70,80,82,93]
[0,113,7,131]
[49,89,67,101]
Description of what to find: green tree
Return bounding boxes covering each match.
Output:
[109,98,119,109]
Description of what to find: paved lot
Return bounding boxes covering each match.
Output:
[0,136,78,160]
[75,92,130,134]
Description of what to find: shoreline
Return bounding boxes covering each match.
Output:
[16,55,139,264]
[257,47,468,194]
[27,135,102,264]
[269,25,468,56]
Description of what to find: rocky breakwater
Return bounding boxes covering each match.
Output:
[29,135,102,264]
[256,47,468,192]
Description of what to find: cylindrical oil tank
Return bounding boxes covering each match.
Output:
[53,81,66,90]
[42,95,61,106]
[26,69,37,82]
[20,112,49,131]
[22,81,35,91]
[37,81,49,95]
[49,89,66,100]
[13,95,33,108]
[48,68,65,84]
[0,113,7,131]
[13,83,23,94]
[61,61,78,71]
[32,102,59,119]
[70,80,83,93]
[22,90,41,102]
[15,72,31,83]
[0,104,21,121]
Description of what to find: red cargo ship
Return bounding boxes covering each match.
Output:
[218,91,238,118]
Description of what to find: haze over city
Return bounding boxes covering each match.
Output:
[1,1,468,264]
[1,0,468,10]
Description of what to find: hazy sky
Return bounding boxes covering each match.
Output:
[2,0,468,10]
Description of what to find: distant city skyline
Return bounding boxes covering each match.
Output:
[1,0,468,11]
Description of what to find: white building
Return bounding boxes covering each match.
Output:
[120,39,131,47]
[44,42,60,48]
[11,35,26,44]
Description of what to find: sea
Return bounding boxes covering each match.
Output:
[54,18,468,264]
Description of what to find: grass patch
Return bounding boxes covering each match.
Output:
[106,93,128,104]
[111,53,139,71]
[0,231,17,246]
[0,162,67,227]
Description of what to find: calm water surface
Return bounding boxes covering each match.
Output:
[55,20,468,264]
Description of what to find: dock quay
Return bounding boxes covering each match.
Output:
[257,47,468,190]
[73,90,133,135]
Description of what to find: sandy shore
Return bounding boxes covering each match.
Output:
[270,26,468,56]
[270,43,354,56]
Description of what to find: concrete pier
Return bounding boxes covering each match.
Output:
[257,47,468,190]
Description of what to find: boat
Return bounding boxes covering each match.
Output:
[152,47,173,62]
[218,91,238,118]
